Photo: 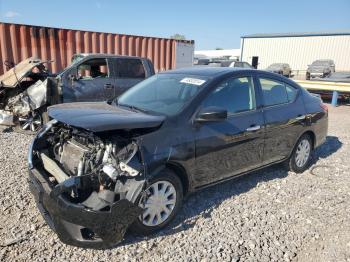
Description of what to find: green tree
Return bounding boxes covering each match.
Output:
[215,47,224,50]
[170,34,186,40]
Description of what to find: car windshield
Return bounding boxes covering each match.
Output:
[312,61,329,66]
[117,74,209,116]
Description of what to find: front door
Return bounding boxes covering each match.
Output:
[194,75,265,187]
[63,58,116,103]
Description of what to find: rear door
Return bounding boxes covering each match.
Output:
[112,58,147,97]
[63,58,116,102]
[194,74,265,187]
[257,74,306,164]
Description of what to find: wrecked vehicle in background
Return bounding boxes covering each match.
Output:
[0,57,52,130]
[0,54,155,131]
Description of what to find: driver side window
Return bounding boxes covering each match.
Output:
[77,58,109,80]
[202,76,256,114]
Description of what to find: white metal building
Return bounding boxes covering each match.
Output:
[240,31,350,71]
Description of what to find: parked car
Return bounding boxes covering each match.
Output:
[0,54,155,131]
[28,67,328,248]
[221,61,254,69]
[306,59,335,80]
[193,57,210,65]
[266,63,292,77]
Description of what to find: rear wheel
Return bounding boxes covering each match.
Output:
[131,170,183,235]
[287,134,313,173]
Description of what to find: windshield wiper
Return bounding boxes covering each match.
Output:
[118,103,148,113]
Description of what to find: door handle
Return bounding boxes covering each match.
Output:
[246,125,261,132]
[295,115,306,120]
[104,83,113,89]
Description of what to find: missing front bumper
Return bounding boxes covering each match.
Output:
[28,168,142,249]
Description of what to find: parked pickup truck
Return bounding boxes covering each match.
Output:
[0,54,155,131]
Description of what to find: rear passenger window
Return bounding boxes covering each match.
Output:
[116,59,145,79]
[259,78,288,106]
[202,77,256,114]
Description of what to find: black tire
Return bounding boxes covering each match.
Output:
[130,169,183,236]
[306,73,310,80]
[287,134,313,173]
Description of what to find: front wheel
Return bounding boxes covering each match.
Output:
[287,134,313,173]
[130,169,183,235]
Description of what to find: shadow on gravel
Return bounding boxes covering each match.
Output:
[120,135,342,247]
[311,136,342,164]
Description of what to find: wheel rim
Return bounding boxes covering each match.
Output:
[295,139,311,168]
[139,181,177,227]
[19,113,42,132]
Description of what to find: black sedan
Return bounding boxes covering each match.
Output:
[28,67,328,248]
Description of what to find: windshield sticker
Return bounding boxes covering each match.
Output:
[180,77,206,86]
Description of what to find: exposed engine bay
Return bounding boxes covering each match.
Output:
[28,121,147,247]
[33,122,146,211]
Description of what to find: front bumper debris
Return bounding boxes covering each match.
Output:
[28,168,143,249]
[0,110,14,126]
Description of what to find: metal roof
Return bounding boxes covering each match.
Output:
[242,31,350,38]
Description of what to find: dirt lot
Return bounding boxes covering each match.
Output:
[0,104,349,262]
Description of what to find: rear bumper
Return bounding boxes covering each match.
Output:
[28,167,142,249]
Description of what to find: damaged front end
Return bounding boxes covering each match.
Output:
[28,120,146,248]
[0,57,55,130]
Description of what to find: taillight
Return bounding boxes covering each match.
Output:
[320,103,328,113]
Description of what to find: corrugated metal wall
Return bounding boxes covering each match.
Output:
[0,22,194,74]
[241,35,350,71]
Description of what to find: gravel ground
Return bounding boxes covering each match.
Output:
[0,104,349,262]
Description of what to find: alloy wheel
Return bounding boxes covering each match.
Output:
[19,113,42,132]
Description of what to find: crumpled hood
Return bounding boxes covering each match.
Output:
[48,102,165,132]
[0,57,44,88]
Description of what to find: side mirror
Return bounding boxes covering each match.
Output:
[69,74,77,81]
[195,106,227,122]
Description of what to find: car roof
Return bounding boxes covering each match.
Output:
[162,67,256,77]
[313,59,333,62]
[74,53,144,59]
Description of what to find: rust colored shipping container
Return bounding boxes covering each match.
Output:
[0,22,194,74]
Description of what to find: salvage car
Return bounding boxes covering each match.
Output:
[0,54,154,131]
[306,59,335,80]
[28,67,328,248]
[266,63,292,77]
